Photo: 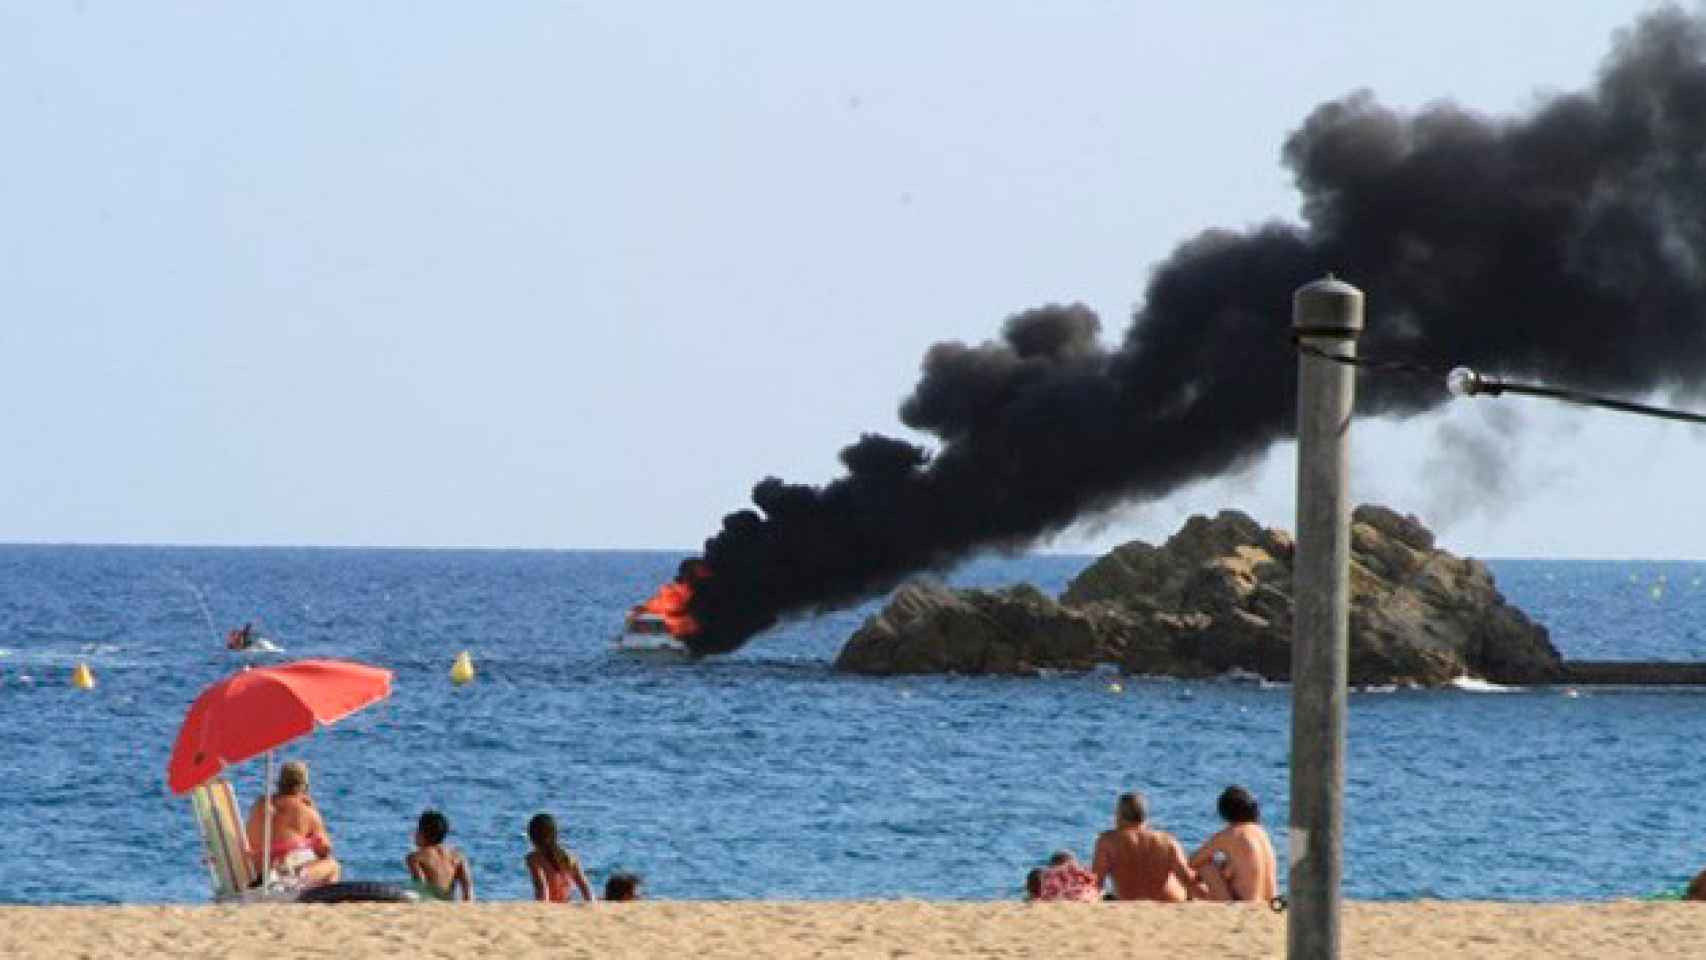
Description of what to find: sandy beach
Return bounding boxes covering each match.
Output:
[3,901,1702,959]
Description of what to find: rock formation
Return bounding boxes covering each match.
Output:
[833,505,1561,686]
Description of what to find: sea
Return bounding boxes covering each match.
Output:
[2,545,1704,905]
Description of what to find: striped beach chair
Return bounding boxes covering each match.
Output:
[190,779,258,901]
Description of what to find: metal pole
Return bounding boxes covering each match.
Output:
[262,750,274,889]
[1288,276,1363,960]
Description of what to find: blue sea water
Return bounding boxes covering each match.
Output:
[1,546,1704,905]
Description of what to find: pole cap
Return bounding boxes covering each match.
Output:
[1292,275,1364,338]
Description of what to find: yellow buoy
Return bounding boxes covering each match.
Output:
[1106,682,1123,694]
[450,650,475,686]
[71,662,96,691]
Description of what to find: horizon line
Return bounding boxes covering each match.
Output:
[1,538,1704,565]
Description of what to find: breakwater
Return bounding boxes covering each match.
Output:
[1560,661,1706,686]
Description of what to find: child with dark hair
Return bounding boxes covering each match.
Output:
[1024,868,1044,901]
[604,872,643,901]
[526,812,595,902]
[405,809,474,901]
[1188,786,1277,903]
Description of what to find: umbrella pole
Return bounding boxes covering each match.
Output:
[261,750,274,889]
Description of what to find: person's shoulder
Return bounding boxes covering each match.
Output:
[1233,822,1271,843]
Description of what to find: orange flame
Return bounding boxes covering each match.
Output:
[630,562,709,637]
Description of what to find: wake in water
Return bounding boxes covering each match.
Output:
[169,570,285,654]
[1448,676,1520,694]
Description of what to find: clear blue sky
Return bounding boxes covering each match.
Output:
[0,1,1690,556]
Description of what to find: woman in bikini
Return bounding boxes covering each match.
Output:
[244,760,341,888]
[525,812,594,902]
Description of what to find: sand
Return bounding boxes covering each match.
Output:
[3,901,1705,959]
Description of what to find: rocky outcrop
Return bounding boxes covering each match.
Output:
[831,582,1107,677]
[834,505,1561,686]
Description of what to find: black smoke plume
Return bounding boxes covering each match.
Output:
[681,7,1706,655]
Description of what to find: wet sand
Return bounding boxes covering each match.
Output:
[3,900,1701,959]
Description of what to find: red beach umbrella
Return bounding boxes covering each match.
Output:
[166,659,393,795]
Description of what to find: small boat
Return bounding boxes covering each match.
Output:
[611,612,690,657]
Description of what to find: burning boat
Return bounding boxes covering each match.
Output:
[613,610,689,655]
[613,560,707,657]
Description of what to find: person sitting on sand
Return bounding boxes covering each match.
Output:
[1024,868,1044,901]
[245,760,340,888]
[1687,869,1706,901]
[1034,850,1100,902]
[526,813,594,902]
[604,872,642,901]
[1091,792,1196,902]
[405,809,474,901]
[1188,786,1278,903]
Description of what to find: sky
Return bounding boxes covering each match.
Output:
[0,1,1697,557]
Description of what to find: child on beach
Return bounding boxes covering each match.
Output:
[1035,850,1100,902]
[405,809,474,901]
[603,872,642,901]
[526,812,594,902]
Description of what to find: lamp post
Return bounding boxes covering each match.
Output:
[1289,276,1363,960]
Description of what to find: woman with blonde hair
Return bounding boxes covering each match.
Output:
[244,760,341,888]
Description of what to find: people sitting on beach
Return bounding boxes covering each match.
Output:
[1091,791,1196,902]
[604,872,643,901]
[526,813,594,902]
[244,760,340,888]
[405,809,474,901]
[1032,850,1100,902]
[1188,786,1278,903]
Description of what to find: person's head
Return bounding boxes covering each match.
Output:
[1115,791,1147,826]
[277,761,310,796]
[1686,869,1706,902]
[604,872,642,901]
[1048,850,1077,867]
[417,809,449,847]
[1217,786,1260,824]
[528,812,575,872]
[1025,868,1044,900]
[528,813,559,850]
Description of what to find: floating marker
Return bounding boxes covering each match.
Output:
[1652,584,1665,601]
[71,662,95,691]
[1106,682,1123,694]
[450,650,475,686]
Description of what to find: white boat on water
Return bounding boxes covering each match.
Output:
[611,612,691,657]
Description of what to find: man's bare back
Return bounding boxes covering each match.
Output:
[1189,822,1278,902]
[406,844,472,900]
[1092,825,1193,902]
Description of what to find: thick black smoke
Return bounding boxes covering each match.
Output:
[682,7,1706,655]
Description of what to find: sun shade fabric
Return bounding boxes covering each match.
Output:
[167,659,393,794]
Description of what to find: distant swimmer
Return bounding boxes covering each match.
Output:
[225,622,282,654]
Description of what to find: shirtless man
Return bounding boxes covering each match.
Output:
[245,760,341,888]
[405,809,474,901]
[1091,792,1196,902]
[1189,785,1279,903]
